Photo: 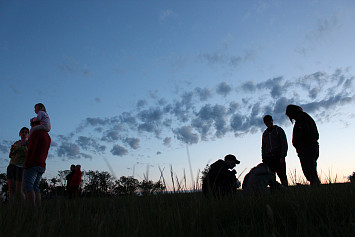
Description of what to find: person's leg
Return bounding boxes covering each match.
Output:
[276,160,288,186]
[32,167,45,206]
[15,167,26,201]
[24,167,41,207]
[7,164,16,205]
[299,146,320,185]
[7,179,15,205]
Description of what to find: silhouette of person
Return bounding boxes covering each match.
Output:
[242,163,283,197]
[202,154,240,198]
[23,129,51,207]
[66,164,75,199]
[70,165,82,199]
[285,104,321,185]
[262,115,288,186]
[7,127,29,204]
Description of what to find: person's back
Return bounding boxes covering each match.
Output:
[203,155,240,198]
[242,163,281,197]
[25,130,51,169]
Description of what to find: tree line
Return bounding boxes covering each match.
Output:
[0,170,166,201]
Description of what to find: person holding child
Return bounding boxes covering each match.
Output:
[23,129,51,207]
[29,103,51,137]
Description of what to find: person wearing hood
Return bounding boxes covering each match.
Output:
[285,104,321,185]
[261,115,288,186]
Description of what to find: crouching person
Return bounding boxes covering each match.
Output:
[242,163,283,198]
[23,130,51,207]
[202,154,241,198]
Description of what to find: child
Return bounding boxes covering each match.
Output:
[29,103,51,136]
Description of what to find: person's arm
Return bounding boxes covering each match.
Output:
[9,141,19,158]
[278,127,288,161]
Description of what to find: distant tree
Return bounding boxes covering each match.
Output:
[0,173,8,202]
[348,172,355,183]
[39,178,50,197]
[83,170,115,196]
[139,180,166,195]
[114,176,139,195]
[200,164,210,181]
[57,170,71,186]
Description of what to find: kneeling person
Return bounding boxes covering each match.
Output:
[202,154,240,198]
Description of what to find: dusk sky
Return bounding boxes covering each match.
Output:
[1,1,355,188]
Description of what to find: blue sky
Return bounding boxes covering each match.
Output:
[1,1,355,188]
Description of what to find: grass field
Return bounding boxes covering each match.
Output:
[1,183,354,237]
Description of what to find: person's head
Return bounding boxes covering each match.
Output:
[76,165,81,170]
[19,127,29,140]
[34,103,47,113]
[224,154,240,169]
[70,164,75,171]
[263,115,273,128]
[285,104,303,123]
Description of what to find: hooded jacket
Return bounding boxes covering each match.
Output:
[292,112,319,152]
[262,125,288,159]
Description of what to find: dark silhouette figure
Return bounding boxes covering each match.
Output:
[66,164,75,199]
[202,154,240,198]
[286,104,321,185]
[23,129,51,207]
[70,165,82,199]
[262,115,288,186]
[242,163,283,197]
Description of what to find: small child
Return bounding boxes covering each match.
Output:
[29,103,51,136]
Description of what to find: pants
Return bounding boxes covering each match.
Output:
[263,155,288,186]
[298,146,320,185]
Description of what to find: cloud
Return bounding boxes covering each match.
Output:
[216,82,233,97]
[0,143,9,153]
[173,126,199,145]
[123,137,140,150]
[76,136,106,153]
[57,142,83,159]
[59,57,90,75]
[306,15,339,40]
[111,145,128,156]
[3,69,353,161]
[198,49,255,68]
[159,9,177,22]
[194,87,213,101]
[163,137,171,146]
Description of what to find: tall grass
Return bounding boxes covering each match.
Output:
[1,183,354,237]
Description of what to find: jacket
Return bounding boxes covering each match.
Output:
[262,125,288,159]
[292,112,319,152]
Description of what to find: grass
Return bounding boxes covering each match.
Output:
[1,183,354,237]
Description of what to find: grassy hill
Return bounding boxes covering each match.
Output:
[1,183,354,237]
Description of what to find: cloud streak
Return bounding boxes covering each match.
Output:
[2,69,353,160]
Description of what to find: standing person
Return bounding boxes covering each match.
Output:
[7,127,29,205]
[285,104,321,185]
[70,165,82,199]
[261,115,289,186]
[66,164,75,199]
[202,154,240,198]
[23,129,51,207]
[29,103,51,137]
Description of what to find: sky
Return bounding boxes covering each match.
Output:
[1,0,355,189]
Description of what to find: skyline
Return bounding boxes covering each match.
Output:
[1,1,355,188]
